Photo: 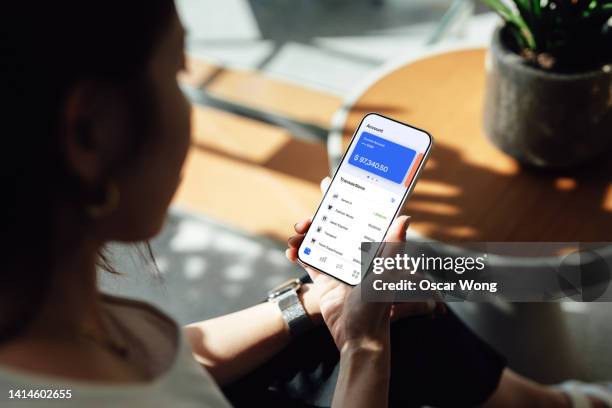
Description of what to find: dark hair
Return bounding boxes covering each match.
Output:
[1,1,175,343]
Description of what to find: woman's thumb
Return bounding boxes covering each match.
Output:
[385,215,411,243]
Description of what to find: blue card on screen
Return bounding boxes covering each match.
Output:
[348,132,416,184]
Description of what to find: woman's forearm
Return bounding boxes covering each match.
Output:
[332,339,391,408]
[184,287,321,386]
[483,369,571,408]
[184,301,290,385]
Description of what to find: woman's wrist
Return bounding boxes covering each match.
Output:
[299,283,323,325]
[340,336,390,358]
[334,336,391,408]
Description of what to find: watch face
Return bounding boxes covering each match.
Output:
[268,278,301,299]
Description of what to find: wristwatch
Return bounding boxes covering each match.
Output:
[267,278,313,337]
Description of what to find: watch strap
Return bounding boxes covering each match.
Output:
[273,289,313,337]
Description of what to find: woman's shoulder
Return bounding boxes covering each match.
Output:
[100,292,174,323]
[101,293,180,344]
[0,294,231,407]
[0,294,180,385]
[99,293,180,377]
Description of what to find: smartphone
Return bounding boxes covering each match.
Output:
[297,113,433,285]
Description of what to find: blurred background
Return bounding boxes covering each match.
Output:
[100,0,612,386]
[177,0,494,94]
[103,0,498,327]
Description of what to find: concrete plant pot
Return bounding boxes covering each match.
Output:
[483,26,612,168]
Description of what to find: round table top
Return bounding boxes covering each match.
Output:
[338,48,611,242]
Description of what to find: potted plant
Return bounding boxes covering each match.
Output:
[481,0,612,168]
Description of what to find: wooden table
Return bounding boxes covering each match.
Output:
[174,57,341,241]
[331,48,612,243]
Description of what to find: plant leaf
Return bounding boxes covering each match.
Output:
[481,0,537,48]
[531,0,541,17]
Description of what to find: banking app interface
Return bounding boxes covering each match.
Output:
[300,115,431,284]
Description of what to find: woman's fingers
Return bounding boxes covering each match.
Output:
[304,266,322,282]
[285,234,305,262]
[384,216,448,321]
[385,215,411,243]
[287,234,305,248]
[320,176,331,194]
[287,177,330,261]
[285,248,297,262]
[286,219,310,262]
[294,219,311,234]
[284,246,324,281]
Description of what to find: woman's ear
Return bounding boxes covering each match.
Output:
[61,81,128,185]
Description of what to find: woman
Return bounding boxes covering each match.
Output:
[2,1,609,407]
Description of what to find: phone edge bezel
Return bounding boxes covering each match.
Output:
[297,112,435,286]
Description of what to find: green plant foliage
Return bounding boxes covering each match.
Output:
[481,0,612,71]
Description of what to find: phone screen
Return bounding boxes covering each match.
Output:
[298,113,433,285]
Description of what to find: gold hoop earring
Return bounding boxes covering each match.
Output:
[86,182,120,218]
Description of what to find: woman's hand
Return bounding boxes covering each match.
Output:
[286,177,442,351]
